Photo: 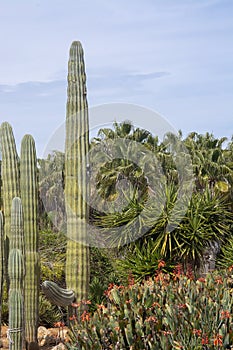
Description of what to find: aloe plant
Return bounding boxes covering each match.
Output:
[65,41,90,303]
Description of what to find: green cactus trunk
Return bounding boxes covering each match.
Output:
[0,123,20,284]
[20,135,39,347]
[0,212,3,342]
[65,41,90,303]
[8,197,25,350]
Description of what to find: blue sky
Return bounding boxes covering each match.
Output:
[0,0,232,157]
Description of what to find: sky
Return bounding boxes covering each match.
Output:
[0,0,232,157]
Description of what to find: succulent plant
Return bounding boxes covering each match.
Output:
[20,134,40,347]
[8,198,25,350]
[65,41,90,303]
[68,270,233,349]
[0,122,20,283]
[42,280,75,307]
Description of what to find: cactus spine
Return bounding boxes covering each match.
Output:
[65,41,90,302]
[20,135,39,347]
[0,123,20,281]
[8,197,25,350]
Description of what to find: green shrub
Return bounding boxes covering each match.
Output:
[39,295,63,327]
[217,235,233,269]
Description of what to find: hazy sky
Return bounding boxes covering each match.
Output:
[0,0,232,157]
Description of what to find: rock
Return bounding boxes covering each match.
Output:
[57,328,69,342]
[37,326,56,347]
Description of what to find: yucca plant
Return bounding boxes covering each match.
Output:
[116,238,172,282]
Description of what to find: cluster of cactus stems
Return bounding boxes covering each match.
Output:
[65,41,90,304]
[0,123,39,349]
[0,41,91,347]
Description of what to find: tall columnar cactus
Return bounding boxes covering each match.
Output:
[0,211,3,340]
[65,41,90,302]
[0,123,20,281]
[8,197,25,350]
[20,135,39,348]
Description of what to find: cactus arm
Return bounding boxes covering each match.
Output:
[42,280,75,307]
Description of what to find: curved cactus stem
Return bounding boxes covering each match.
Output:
[65,41,90,304]
[42,280,75,307]
[20,134,39,347]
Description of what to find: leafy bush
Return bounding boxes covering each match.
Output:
[67,269,233,349]
[39,295,63,327]
[217,235,233,269]
[39,229,66,286]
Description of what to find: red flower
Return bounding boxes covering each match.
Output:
[198,277,206,283]
[221,310,230,319]
[193,329,202,337]
[81,310,91,322]
[53,321,65,328]
[161,330,172,336]
[97,304,107,310]
[125,299,132,304]
[213,334,223,346]
[145,316,157,323]
[158,260,166,269]
[71,302,80,308]
[104,283,115,297]
[128,273,135,286]
[69,314,77,321]
[201,334,209,345]
[215,276,223,285]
